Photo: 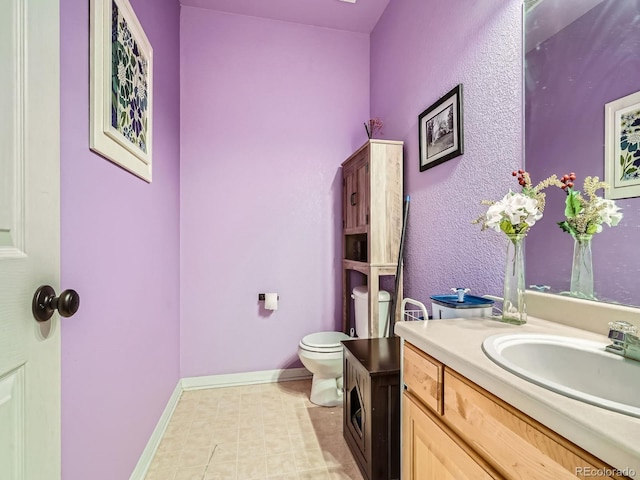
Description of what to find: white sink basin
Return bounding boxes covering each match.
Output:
[482,333,640,418]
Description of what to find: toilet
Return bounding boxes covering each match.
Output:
[297,287,391,407]
[298,331,351,407]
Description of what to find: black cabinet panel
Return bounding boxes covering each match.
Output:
[342,337,401,480]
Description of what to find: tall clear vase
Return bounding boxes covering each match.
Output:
[570,234,594,299]
[502,234,527,325]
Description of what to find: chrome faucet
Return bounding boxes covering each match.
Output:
[605,321,640,362]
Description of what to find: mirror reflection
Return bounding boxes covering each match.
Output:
[524,0,640,307]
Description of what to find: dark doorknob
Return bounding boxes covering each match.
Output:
[32,285,80,322]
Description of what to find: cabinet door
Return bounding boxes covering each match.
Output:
[355,159,369,228]
[344,166,357,230]
[343,150,369,233]
[402,392,501,480]
[443,369,628,480]
[344,353,367,456]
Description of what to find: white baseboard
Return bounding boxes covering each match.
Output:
[129,381,182,480]
[180,367,311,390]
[129,367,311,479]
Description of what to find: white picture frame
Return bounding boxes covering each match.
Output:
[604,90,640,199]
[90,0,153,182]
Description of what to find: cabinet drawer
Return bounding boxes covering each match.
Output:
[443,368,629,480]
[403,342,443,415]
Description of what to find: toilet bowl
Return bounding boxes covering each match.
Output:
[298,288,390,407]
[298,331,350,407]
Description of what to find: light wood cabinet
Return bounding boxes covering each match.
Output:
[402,342,632,480]
[341,140,403,337]
[403,392,501,480]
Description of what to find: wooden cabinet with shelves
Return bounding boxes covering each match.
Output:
[401,341,632,480]
[341,140,403,336]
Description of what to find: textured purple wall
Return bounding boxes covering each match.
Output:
[525,0,640,305]
[60,0,181,478]
[179,8,369,377]
[370,0,523,309]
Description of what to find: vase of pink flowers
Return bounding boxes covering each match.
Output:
[364,118,383,139]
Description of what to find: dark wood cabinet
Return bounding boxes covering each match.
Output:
[342,337,401,480]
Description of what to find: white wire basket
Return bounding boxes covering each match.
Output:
[401,298,429,322]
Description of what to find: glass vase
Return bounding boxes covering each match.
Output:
[502,233,527,325]
[570,234,594,299]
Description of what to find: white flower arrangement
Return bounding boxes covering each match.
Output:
[484,191,542,234]
[557,174,623,237]
[597,198,624,230]
[475,170,562,236]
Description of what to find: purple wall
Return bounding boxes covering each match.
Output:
[525,0,640,305]
[60,0,181,478]
[179,8,369,377]
[370,0,523,308]
[58,0,526,473]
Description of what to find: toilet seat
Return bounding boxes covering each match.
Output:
[299,331,350,353]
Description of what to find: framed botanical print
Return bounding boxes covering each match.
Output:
[90,0,153,182]
[605,90,640,199]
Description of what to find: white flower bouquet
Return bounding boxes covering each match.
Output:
[475,170,561,235]
[557,174,623,237]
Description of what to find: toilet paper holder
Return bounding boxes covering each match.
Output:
[258,293,279,301]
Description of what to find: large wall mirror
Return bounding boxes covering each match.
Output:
[524,0,640,307]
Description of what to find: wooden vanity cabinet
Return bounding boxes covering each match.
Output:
[402,341,631,480]
[341,140,403,337]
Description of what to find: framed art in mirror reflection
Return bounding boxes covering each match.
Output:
[605,90,640,200]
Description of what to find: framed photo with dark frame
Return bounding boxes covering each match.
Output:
[418,84,464,172]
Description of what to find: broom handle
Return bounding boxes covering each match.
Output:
[390,195,410,337]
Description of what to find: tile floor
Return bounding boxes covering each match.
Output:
[144,379,365,480]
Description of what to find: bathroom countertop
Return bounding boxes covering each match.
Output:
[395,316,640,478]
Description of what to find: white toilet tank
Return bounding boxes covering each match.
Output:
[351,285,391,338]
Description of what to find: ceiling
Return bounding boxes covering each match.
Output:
[179,0,392,34]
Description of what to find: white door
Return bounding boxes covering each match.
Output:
[0,0,62,479]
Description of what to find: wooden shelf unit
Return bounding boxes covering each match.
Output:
[341,139,403,336]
